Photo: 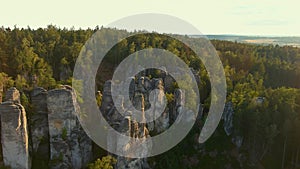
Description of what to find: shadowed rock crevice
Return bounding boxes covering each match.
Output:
[30,87,50,168]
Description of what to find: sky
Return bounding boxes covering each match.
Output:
[0,0,299,36]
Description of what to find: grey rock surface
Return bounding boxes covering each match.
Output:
[0,101,31,169]
[222,102,234,136]
[47,88,92,169]
[103,78,152,169]
[30,87,49,160]
[4,87,20,104]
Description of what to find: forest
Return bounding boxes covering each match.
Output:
[0,26,300,169]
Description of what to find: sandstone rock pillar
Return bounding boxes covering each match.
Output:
[47,88,92,169]
[0,101,31,169]
[4,87,20,104]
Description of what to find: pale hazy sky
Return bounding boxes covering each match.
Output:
[0,0,299,36]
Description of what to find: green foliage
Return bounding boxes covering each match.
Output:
[71,78,84,103]
[20,92,30,110]
[0,72,14,89]
[0,166,11,169]
[60,57,69,65]
[189,57,201,71]
[15,75,28,89]
[58,153,63,161]
[165,92,174,103]
[96,92,102,107]
[61,127,67,140]
[88,155,117,169]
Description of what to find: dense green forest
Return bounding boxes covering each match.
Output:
[0,26,300,169]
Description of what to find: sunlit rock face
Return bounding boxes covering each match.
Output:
[114,115,151,169]
[102,67,203,169]
[150,78,169,133]
[0,101,31,169]
[103,78,152,169]
[47,87,92,169]
[4,87,20,104]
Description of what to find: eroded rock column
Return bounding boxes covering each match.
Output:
[0,100,30,169]
[5,87,20,104]
[103,78,151,169]
[152,78,169,133]
[222,102,234,136]
[47,87,92,169]
[172,89,185,124]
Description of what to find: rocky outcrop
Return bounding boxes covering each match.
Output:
[222,102,234,136]
[153,107,169,133]
[232,136,243,148]
[163,75,175,92]
[150,79,169,133]
[171,89,185,124]
[0,101,31,169]
[102,72,205,168]
[102,70,206,168]
[4,87,20,104]
[114,115,151,169]
[101,81,114,113]
[103,79,152,169]
[221,102,244,149]
[47,87,92,169]
[190,68,201,85]
[30,87,50,166]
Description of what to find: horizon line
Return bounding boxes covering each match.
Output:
[1,25,299,38]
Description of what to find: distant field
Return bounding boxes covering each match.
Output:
[191,35,300,47]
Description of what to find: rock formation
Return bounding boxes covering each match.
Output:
[101,81,114,113]
[172,89,185,124]
[47,87,92,169]
[4,87,20,104]
[114,115,151,169]
[222,102,234,136]
[150,78,169,133]
[30,87,50,166]
[101,69,206,169]
[103,78,152,169]
[0,66,204,169]
[0,88,30,169]
[222,102,244,148]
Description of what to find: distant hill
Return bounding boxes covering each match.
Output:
[191,35,300,47]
